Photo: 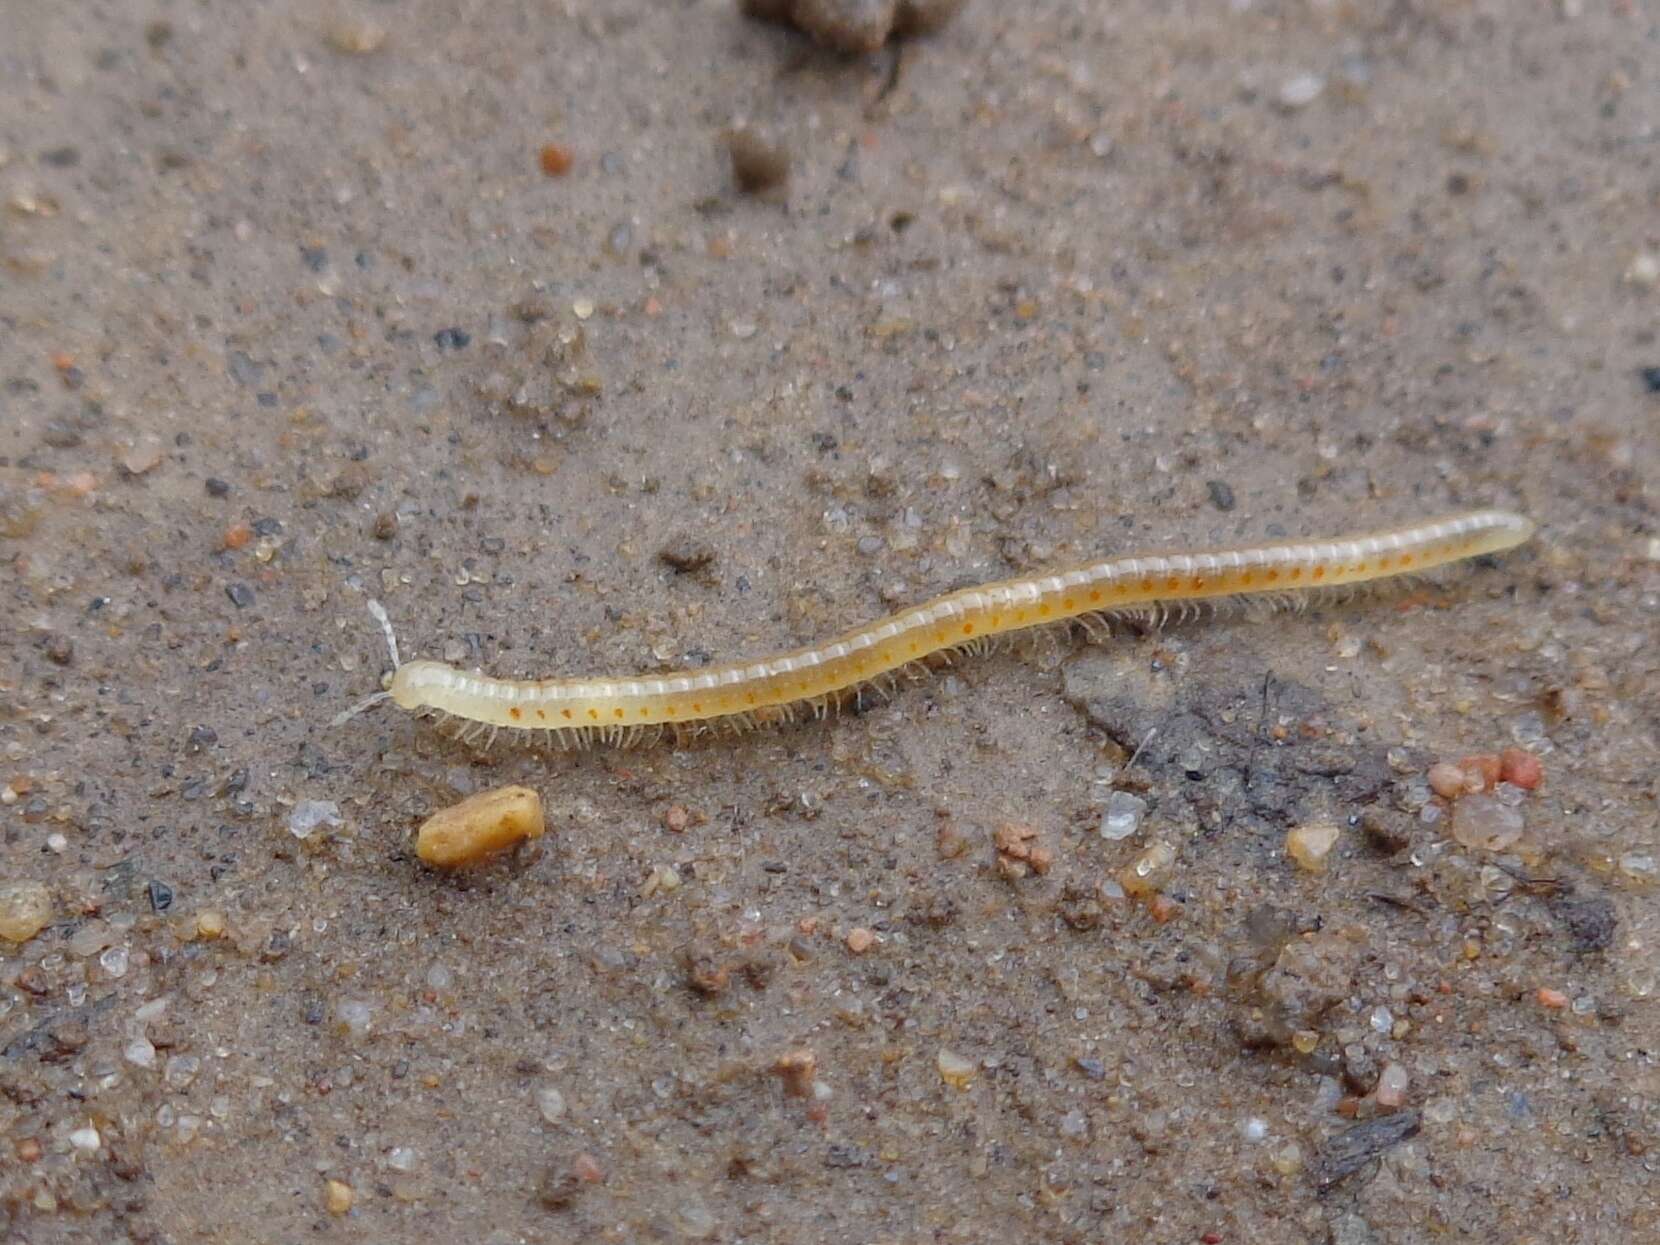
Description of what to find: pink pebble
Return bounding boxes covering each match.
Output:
[1375,1062,1409,1108]
[1499,748,1543,791]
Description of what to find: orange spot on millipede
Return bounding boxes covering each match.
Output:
[962,623,975,636]
[510,707,522,720]
[562,709,573,720]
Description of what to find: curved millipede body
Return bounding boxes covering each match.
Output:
[345,509,1534,749]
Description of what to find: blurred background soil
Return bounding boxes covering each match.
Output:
[1,1,1657,1242]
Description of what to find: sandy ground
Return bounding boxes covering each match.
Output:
[2,1,1658,1242]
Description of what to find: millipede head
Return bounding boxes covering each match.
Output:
[330,600,412,727]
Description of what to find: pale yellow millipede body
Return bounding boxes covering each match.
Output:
[337,509,1534,750]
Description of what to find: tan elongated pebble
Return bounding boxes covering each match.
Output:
[324,1179,354,1215]
[416,785,545,867]
[0,880,54,942]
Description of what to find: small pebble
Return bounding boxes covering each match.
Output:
[326,18,386,54]
[725,126,790,195]
[1427,762,1467,800]
[70,920,114,958]
[69,1126,101,1153]
[433,327,471,350]
[0,880,54,942]
[741,0,964,53]
[1537,986,1569,1010]
[536,1085,567,1123]
[225,582,255,609]
[1450,794,1523,853]
[337,999,375,1039]
[415,784,545,867]
[994,822,1052,878]
[121,440,164,476]
[196,909,226,939]
[1619,852,1657,881]
[539,143,574,177]
[846,927,876,954]
[1374,1062,1409,1108]
[1147,893,1182,924]
[1099,790,1146,840]
[1625,252,1660,289]
[324,1179,354,1215]
[1498,747,1542,791]
[288,800,343,840]
[205,477,231,497]
[1286,822,1341,872]
[1118,841,1175,897]
[125,1037,157,1069]
[773,1048,817,1097]
[937,1047,976,1089]
[1279,73,1325,109]
[1270,1142,1304,1175]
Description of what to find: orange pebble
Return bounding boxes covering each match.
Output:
[1147,893,1181,924]
[1499,748,1542,791]
[222,522,253,551]
[1536,987,1569,1010]
[539,143,573,177]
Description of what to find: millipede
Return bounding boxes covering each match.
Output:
[335,509,1535,751]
